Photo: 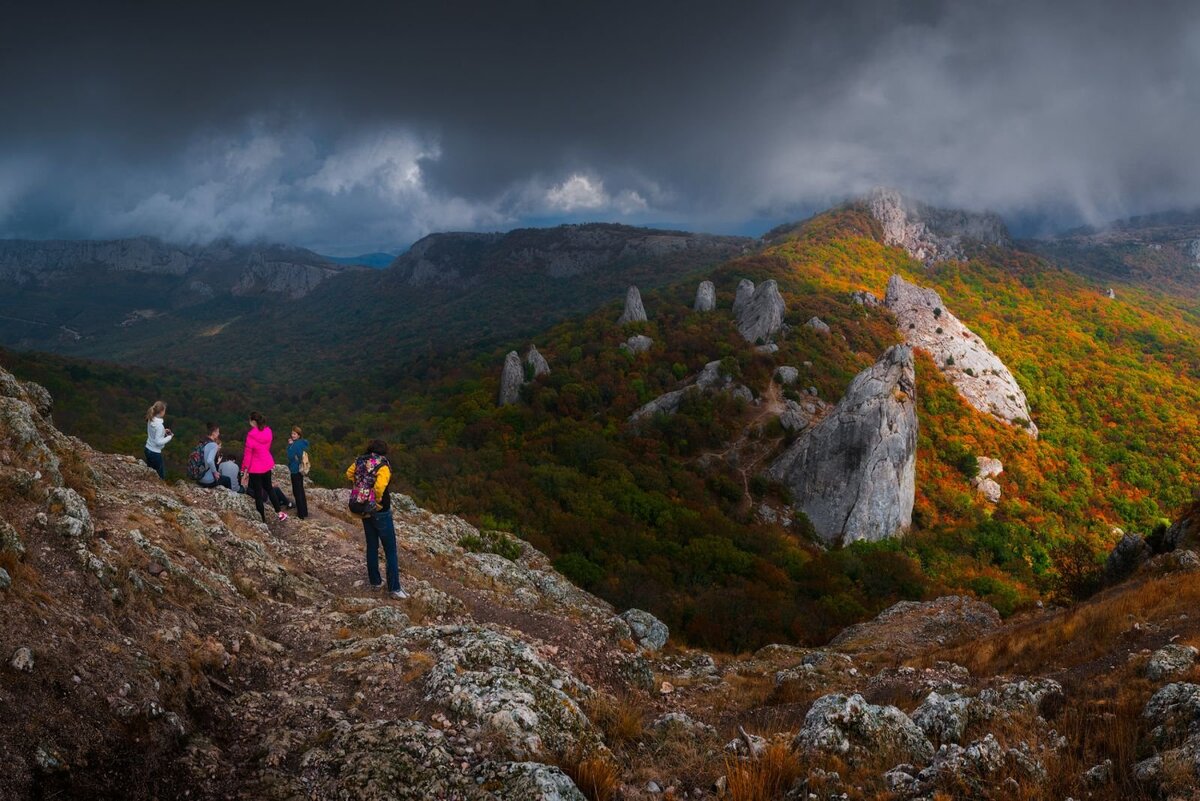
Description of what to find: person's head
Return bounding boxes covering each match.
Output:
[290,425,303,442]
[366,439,388,456]
[222,447,241,464]
[207,422,220,440]
[249,411,266,430]
[145,400,166,422]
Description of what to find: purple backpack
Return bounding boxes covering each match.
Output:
[349,454,388,515]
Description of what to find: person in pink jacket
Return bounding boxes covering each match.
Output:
[241,411,287,523]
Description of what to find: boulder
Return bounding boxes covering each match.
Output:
[766,345,917,546]
[794,693,933,765]
[911,691,972,745]
[735,280,786,344]
[778,398,826,434]
[830,596,1002,657]
[693,280,716,312]
[498,351,524,406]
[885,274,1037,437]
[47,487,94,539]
[1136,682,1200,791]
[620,335,654,354]
[618,609,669,651]
[1104,532,1151,583]
[851,290,880,307]
[618,285,647,324]
[1147,644,1200,682]
[10,646,34,673]
[732,279,756,316]
[649,712,717,739]
[629,361,748,423]
[804,316,831,335]
[971,457,1003,502]
[775,366,799,385]
[525,345,551,378]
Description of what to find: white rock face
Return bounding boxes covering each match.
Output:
[885,274,1037,438]
[498,351,524,406]
[766,345,917,545]
[618,286,648,324]
[867,188,1011,265]
[735,280,786,344]
[775,366,800,385]
[525,345,551,377]
[693,280,716,312]
[620,335,654,354]
[805,316,831,335]
[971,457,1003,503]
[732,279,756,316]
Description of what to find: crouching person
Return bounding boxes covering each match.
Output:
[346,439,407,599]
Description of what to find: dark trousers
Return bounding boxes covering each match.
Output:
[247,471,281,521]
[290,473,309,519]
[362,509,401,591]
[199,476,234,491]
[144,448,165,479]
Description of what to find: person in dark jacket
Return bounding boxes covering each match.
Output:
[345,439,407,599]
[286,426,310,520]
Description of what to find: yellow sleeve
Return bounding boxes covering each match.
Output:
[345,462,356,482]
[373,465,391,499]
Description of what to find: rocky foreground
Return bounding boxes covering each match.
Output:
[2,365,1200,800]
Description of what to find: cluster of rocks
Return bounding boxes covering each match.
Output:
[866,188,1011,265]
[972,457,1004,503]
[498,345,552,406]
[629,360,753,423]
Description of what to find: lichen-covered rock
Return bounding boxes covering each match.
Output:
[974,678,1064,721]
[477,761,587,800]
[47,487,93,539]
[766,345,917,546]
[618,609,669,651]
[1136,683,1200,792]
[885,274,1037,437]
[794,693,933,765]
[650,712,717,739]
[618,285,647,324]
[498,351,524,406]
[10,646,34,672]
[1147,644,1200,682]
[694,280,716,312]
[525,345,551,377]
[735,280,786,344]
[620,335,654,354]
[911,691,972,745]
[830,596,1002,656]
[0,396,62,484]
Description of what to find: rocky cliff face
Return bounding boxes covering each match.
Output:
[884,274,1037,437]
[498,351,525,405]
[525,345,551,378]
[734,280,786,344]
[766,345,917,546]
[866,189,1011,265]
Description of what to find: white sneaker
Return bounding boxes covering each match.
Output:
[390,589,409,600]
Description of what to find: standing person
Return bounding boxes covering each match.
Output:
[144,401,173,479]
[345,440,407,599]
[286,426,310,520]
[241,412,287,523]
[194,423,222,488]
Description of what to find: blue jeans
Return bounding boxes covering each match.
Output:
[363,509,401,592]
[144,448,165,479]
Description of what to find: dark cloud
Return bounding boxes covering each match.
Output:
[1,0,1197,252]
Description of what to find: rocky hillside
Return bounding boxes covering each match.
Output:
[6,364,1200,800]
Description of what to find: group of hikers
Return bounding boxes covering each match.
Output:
[143,401,407,599]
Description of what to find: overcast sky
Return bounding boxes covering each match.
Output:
[1,0,1198,254]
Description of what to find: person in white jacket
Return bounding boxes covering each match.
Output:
[144,400,173,479]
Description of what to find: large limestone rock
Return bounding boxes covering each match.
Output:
[971,457,1003,503]
[866,188,1010,265]
[829,595,1002,656]
[620,335,654,354]
[735,280,786,344]
[693,280,716,312]
[732,279,756,316]
[617,608,669,651]
[885,274,1037,437]
[794,693,934,765]
[525,345,551,378]
[766,345,917,546]
[498,351,524,406]
[617,285,647,324]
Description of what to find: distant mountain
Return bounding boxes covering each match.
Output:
[321,251,398,268]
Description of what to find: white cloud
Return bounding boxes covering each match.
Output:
[545,174,609,212]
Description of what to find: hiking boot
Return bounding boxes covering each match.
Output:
[390,589,409,600]
[277,512,289,521]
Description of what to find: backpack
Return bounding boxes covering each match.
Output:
[348,454,388,516]
[186,441,209,481]
[300,450,311,476]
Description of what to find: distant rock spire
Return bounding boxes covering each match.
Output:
[525,345,551,377]
[735,280,787,344]
[732,279,756,316]
[618,286,648,324]
[693,281,716,312]
[498,351,524,406]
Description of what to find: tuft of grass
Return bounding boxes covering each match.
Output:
[722,743,805,801]
[557,751,618,801]
[585,692,646,747]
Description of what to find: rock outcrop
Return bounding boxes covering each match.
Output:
[619,335,654,354]
[795,693,934,765]
[830,596,1002,656]
[732,279,756,316]
[693,280,716,312]
[866,188,1011,265]
[766,345,917,546]
[498,351,524,406]
[804,316,831,335]
[735,280,786,344]
[617,609,670,651]
[779,397,828,434]
[629,360,752,422]
[525,345,551,377]
[972,457,1003,503]
[885,274,1037,437]
[617,285,648,324]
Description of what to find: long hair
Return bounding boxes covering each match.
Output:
[366,439,388,456]
[145,400,166,422]
[249,411,266,428]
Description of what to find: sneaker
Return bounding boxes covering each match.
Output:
[390,589,409,600]
[369,582,384,590]
[277,512,289,521]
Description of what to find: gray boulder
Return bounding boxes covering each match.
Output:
[47,487,94,539]
[911,691,972,745]
[1104,532,1151,583]
[735,280,786,344]
[618,609,669,651]
[1135,682,1200,790]
[851,290,880,307]
[618,285,648,324]
[794,693,933,765]
[620,335,654,354]
[766,345,917,546]
[1147,644,1200,682]
[971,457,1003,503]
[804,316,831,335]
[10,646,34,673]
[778,398,826,434]
[732,279,756,316]
[775,366,799,385]
[525,345,551,378]
[693,280,716,312]
[498,351,524,406]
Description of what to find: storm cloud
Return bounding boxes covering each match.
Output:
[1,0,1198,252]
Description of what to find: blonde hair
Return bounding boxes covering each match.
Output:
[145,400,166,422]
[292,425,303,437]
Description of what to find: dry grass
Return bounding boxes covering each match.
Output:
[585,692,647,747]
[723,743,805,801]
[401,651,436,683]
[557,751,619,801]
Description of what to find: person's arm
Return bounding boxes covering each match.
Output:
[149,420,171,449]
[373,465,391,499]
[204,442,218,477]
[345,462,356,482]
